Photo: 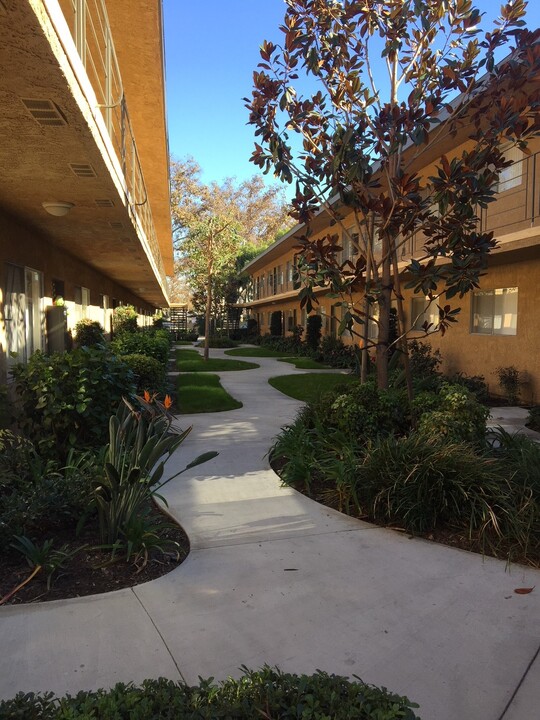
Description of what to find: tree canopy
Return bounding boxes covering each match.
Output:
[245,0,540,389]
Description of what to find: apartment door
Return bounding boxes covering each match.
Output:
[25,267,44,356]
[4,264,43,368]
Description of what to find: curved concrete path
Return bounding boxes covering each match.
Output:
[1,348,539,719]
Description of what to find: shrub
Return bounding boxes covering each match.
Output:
[172,330,199,342]
[121,354,165,393]
[496,365,521,405]
[356,433,518,539]
[417,382,489,445]
[260,334,302,354]
[11,347,135,458]
[74,319,105,347]
[197,337,239,348]
[112,304,138,334]
[447,372,489,403]
[270,310,283,336]
[0,668,420,719]
[328,380,409,439]
[408,339,442,379]
[0,431,97,545]
[306,314,322,350]
[320,335,356,368]
[111,331,169,366]
[527,406,540,432]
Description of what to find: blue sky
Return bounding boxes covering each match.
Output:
[163,0,540,194]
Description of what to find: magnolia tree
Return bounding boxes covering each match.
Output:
[246,0,540,391]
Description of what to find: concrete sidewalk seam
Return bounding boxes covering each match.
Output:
[498,642,540,720]
[131,587,186,684]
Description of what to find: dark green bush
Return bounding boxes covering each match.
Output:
[0,668,420,719]
[197,336,239,348]
[328,380,409,439]
[527,406,540,432]
[111,331,169,366]
[320,335,356,368]
[270,310,283,336]
[447,372,489,403]
[74,319,105,347]
[11,347,135,458]
[112,304,138,334]
[121,353,165,393]
[417,382,489,445]
[306,314,322,350]
[260,334,303,354]
[0,431,97,545]
[408,339,441,379]
[173,330,199,342]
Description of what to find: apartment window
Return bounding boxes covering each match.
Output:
[411,296,439,332]
[367,303,379,340]
[471,287,518,336]
[496,146,524,193]
[267,311,272,326]
[286,309,297,331]
[301,308,307,328]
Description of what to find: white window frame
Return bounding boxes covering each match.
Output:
[471,287,518,336]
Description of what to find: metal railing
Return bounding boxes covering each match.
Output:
[61,0,167,289]
[401,149,540,258]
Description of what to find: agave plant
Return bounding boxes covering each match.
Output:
[94,396,217,554]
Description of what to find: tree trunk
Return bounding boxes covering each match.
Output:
[391,246,414,402]
[376,234,392,390]
[360,244,372,384]
[204,274,212,361]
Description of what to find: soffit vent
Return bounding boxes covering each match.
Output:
[22,98,67,127]
[69,163,97,178]
[109,221,124,229]
[95,198,115,208]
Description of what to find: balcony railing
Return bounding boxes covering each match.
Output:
[401,149,540,258]
[57,0,167,290]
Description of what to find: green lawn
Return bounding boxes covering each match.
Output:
[176,373,242,413]
[277,357,331,369]
[225,347,286,358]
[176,349,259,372]
[268,373,358,403]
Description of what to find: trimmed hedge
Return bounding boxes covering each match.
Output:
[0,668,421,719]
[121,353,165,393]
[111,331,169,366]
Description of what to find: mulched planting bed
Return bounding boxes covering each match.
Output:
[0,503,189,605]
[270,457,540,568]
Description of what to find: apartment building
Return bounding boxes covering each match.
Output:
[240,134,540,401]
[0,0,173,383]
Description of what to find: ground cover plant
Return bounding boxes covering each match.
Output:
[176,348,258,372]
[268,373,356,404]
[0,396,216,604]
[177,373,242,413]
[270,375,540,566]
[225,346,288,358]
[0,667,420,719]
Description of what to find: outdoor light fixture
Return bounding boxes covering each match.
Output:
[42,201,74,217]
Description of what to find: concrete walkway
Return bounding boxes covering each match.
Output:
[1,349,539,719]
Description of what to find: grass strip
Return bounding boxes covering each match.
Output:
[176,349,259,372]
[225,347,287,358]
[277,357,331,369]
[177,373,242,413]
[268,373,358,403]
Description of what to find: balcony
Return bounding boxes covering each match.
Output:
[53,0,167,290]
[401,149,540,259]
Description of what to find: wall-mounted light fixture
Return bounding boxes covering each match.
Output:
[42,201,75,217]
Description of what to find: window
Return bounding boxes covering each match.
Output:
[496,146,524,193]
[411,296,439,332]
[367,302,379,340]
[286,261,292,286]
[267,311,272,326]
[471,287,518,336]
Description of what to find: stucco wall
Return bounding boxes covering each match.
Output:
[0,209,157,383]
